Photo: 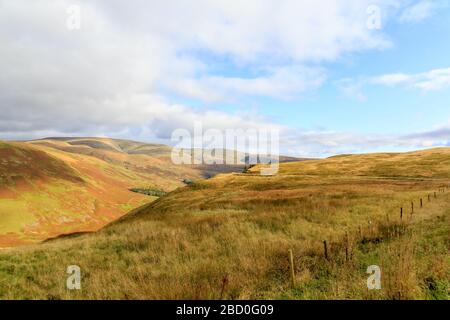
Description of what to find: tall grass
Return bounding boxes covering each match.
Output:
[0,150,449,299]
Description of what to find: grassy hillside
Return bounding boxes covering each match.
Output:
[0,138,214,247]
[0,137,302,248]
[0,148,448,299]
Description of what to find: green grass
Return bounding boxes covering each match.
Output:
[0,147,449,299]
[0,200,35,234]
[129,188,167,197]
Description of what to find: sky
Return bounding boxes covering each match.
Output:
[1,0,450,157]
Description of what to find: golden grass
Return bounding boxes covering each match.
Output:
[0,148,449,299]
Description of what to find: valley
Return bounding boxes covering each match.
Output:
[0,137,244,247]
[0,144,448,299]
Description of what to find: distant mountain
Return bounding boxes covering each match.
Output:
[0,137,307,247]
[0,137,224,247]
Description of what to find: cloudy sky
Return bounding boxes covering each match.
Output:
[1,0,450,157]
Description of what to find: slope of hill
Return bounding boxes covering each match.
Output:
[0,137,306,247]
[0,148,448,299]
[0,137,242,247]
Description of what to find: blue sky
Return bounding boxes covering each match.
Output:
[1,0,450,157]
[158,0,450,156]
[230,3,448,132]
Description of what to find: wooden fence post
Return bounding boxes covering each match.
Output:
[400,207,403,221]
[288,249,295,288]
[289,250,295,289]
[420,198,423,208]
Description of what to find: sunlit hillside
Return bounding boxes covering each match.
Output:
[0,138,222,247]
[0,148,448,299]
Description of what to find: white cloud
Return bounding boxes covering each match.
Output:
[283,123,450,158]
[0,0,398,140]
[166,66,327,102]
[372,67,450,91]
[338,67,450,102]
[5,0,442,158]
[372,73,412,86]
[399,1,440,22]
[117,0,391,63]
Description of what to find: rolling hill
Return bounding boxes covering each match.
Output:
[0,147,448,299]
[0,137,251,247]
[0,137,304,248]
